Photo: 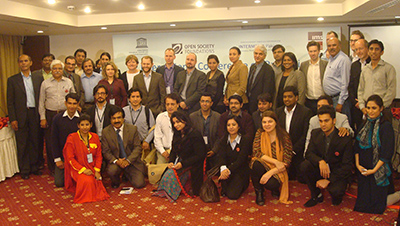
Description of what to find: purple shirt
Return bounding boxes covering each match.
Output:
[164,65,175,93]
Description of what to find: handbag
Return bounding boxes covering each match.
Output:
[147,163,168,185]
[199,165,220,203]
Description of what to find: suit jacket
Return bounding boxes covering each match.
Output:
[299,59,328,99]
[247,62,275,114]
[216,136,250,176]
[7,72,43,127]
[132,71,166,116]
[174,68,206,113]
[225,60,248,103]
[156,64,184,86]
[189,110,220,150]
[87,103,114,133]
[306,128,353,183]
[101,123,146,174]
[349,57,371,106]
[274,70,306,109]
[120,70,142,92]
[63,70,85,106]
[276,104,312,157]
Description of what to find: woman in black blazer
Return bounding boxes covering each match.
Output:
[205,54,225,113]
[216,115,250,200]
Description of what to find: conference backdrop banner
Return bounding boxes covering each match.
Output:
[112,27,340,75]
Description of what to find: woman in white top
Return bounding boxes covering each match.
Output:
[120,55,141,92]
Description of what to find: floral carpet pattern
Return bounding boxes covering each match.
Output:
[0,171,398,225]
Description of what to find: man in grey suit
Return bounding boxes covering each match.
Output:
[32,53,55,80]
[7,54,44,179]
[63,56,85,111]
[189,93,221,168]
[300,41,328,115]
[132,56,166,117]
[174,53,206,114]
[156,48,184,94]
[102,106,146,189]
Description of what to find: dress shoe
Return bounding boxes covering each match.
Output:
[271,190,280,198]
[255,189,265,206]
[304,194,324,207]
[21,174,29,180]
[111,183,120,189]
[32,171,43,176]
[332,197,342,206]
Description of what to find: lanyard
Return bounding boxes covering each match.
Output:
[79,132,91,153]
[95,106,105,124]
[130,105,142,125]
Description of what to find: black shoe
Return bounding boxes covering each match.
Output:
[271,190,280,198]
[21,174,29,180]
[32,171,42,176]
[255,189,265,206]
[111,183,120,189]
[332,197,342,206]
[304,195,324,207]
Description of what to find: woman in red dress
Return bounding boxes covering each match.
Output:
[98,62,128,107]
[63,114,110,203]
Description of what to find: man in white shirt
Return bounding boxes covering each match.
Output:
[154,93,180,164]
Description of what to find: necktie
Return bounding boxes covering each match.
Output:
[116,129,127,158]
[248,66,256,90]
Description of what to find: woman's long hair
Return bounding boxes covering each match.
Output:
[221,115,243,142]
[170,111,193,151]
[260,110,289,148]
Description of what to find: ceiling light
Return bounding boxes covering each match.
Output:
[48,0,56,4]
[37,30,44,34]
[242,21,248,24]
[101,27,107,30]
[170,24,176,27]
[196,1,203,7]
[138,4,145,10]
[254,0,261,3]
[317,0,323,2]
[84,7,91,13]
[317,17,324,21]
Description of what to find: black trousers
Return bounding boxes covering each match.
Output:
[15,108,40,175]
[305,98,318,116]
[43,110,59,173]
[221,169,249,200]
[300,160,348,200]
[250,160,280,193]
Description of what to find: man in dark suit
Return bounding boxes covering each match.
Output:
[276,86,312,181]
[156,48,184,94]
[252,93,273,131]
[247,45,275,115]
[102,106,146,189]
[32,53,55,80]
[7,54,44,179]
[299,41,328,115]
[87,84,114,138]
[174,53,206,114]
[132,56,166,116]
[349,39,370,132]
[63,56,85,111]
[189,93,221,168]
[301,105,353,207]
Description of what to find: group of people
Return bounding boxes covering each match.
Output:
[6,29,398,214]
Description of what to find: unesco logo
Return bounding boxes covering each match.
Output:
[172,43,183,54]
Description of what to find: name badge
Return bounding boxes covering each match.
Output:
[203,136,208,145]
[110,98,116,105]
[166,87,171,94]
[87,153,93,163]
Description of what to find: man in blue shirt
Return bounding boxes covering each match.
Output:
[81,58,102,112]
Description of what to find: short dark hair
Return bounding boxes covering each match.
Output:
[272,44,285,53]
[64,56,76,63]
[306,41,321,51]
[78,113,92,124]
[65,93,80,102]
[93,84,108,96]
[257,93,273,103]
[83,58,95,68]
[283,85,298,97]
[165,93,180,104]
[100,52,111,60]
[281,52,298,71]
[109,106,125,119]
[170,111,192,135]
[317,105,336,119]
[368,39,384,51]
[201,92,213,100]
[207,54,220,64]
[128,88,143,99]
[229,94,243,104]
[351,30,365,39]
[230,46,241,55]
[74,48,87,58]
[317,95,333,106]
[42,53,55,61]
[327,31,338,38]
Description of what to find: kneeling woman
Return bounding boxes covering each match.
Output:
[250,111,293,205]
[153,111,206,201]
[63,114,110,203]
[354,95,395,214]
[216,115,250,200]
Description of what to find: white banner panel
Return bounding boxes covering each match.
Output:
[113,27,340,75]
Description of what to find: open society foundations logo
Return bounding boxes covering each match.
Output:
[172,43,183,54]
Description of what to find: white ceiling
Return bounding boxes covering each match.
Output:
[0,0,399,36]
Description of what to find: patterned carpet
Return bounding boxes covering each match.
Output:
[0,170,398,226]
